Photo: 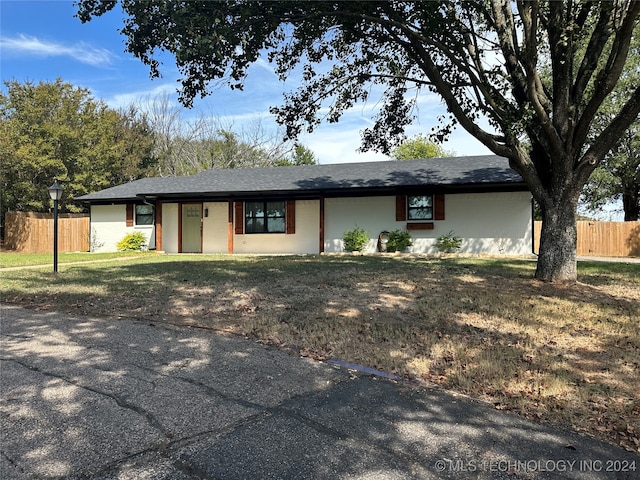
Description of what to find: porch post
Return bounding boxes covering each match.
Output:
[155,200,163,251]
[319,196,325,253]
[227,200,234,254]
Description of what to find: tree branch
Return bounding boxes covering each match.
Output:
[573,3,614,103]
[578,84,640,184]
[573,0,640,151]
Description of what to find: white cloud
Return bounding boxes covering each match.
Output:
[253,57,276,76]
[212,110,275,126]
[301,125,388,165]
[105,83,179,110]
[0,34,116,67]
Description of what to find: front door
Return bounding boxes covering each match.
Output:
[181,203,202,253]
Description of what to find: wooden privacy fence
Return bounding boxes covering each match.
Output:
[4,211,90,253]
[534,221,640,257]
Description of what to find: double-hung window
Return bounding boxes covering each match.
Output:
[245,201,286,233]
[407,195,433,220]
[135,204,154,225]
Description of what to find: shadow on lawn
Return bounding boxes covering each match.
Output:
[2,255,639,452]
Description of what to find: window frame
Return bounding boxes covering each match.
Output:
[407,195,434,221]
[244,200,286,234]
[135,204,154,226]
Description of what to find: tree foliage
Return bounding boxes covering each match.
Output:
[0,79,156,235]
[76,1,640,282]
[273,144,319,166]
[581,129,639,221]
[391,134,453,160]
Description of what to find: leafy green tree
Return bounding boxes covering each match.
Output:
[77,1,640,282]
[273,144,319,166]
[110,105,158,184]
[391,135,453,160]
[0,79,156,237]
[289,144,319,166]
[581,130,639,221]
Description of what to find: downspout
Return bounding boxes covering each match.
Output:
[141,196,155,208]
[142,196,157,251]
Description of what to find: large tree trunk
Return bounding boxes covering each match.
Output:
[535,199,578,283]
[622,188,639,221]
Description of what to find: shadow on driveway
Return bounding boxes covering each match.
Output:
[1,306,637,479]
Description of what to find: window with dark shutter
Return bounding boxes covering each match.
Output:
[407,195,433,220]
[135,204,154,225]
[401,194,445,224]
[244,201,286,233]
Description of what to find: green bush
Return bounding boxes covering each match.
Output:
[386,229,413,252]
[435,230,462,253]
[343,225,370,252]
[117,232,148,252]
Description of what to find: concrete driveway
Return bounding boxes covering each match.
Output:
[1,306,637,479]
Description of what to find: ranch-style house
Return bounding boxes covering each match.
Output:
[77,156,533,255]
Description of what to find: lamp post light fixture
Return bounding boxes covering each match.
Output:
[47,180,64,273]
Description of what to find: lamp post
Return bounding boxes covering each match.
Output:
[47,180,63,273]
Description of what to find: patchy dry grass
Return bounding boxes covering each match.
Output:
[1,254,638,452]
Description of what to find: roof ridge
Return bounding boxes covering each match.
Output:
[194,155,507,177]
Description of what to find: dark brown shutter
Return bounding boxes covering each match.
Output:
[286,200,296,234]
[396,195,407,221]
[126,203,134,227]
[234,202,244,234]
[434,194,445,220]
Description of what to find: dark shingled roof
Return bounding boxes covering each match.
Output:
[76,156,527,202]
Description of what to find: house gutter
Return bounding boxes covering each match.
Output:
[129,182,529,202]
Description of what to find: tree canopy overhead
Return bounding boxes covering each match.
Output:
[76,1,640,282]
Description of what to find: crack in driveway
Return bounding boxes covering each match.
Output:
[1,357,171,438]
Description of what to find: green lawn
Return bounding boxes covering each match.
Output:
[0,251,155,268]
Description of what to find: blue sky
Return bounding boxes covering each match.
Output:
[2,1,626,220]
[2,0,488,165]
